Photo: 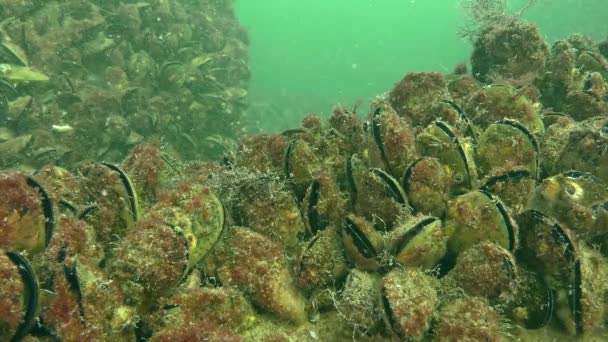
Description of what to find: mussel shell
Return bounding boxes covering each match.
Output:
[0,173,54,253]
[464,84,545,138]
[296,228,348,290]
[369,168,408,206]
[529,171,608,238]
[416,120,476,195]
[447,241,518,302]
[303,178,326,235]
[577,50,608,75]
[402,157,450,217]
[6,251,40,341]
[344,153,364,199]
[283,138,322,199]
[62,261,86,323]
[560,244,608,336]
[475,119,540,181]
[353,168,410,231]
[439,100,478,142]
[185,191,225,270]
[100,162,140,222]
[379,268,438,340]
[541,111,572,128]
[342,215,383,271]
[368,106,417,177]
[371,107,392,173]
[79,163,141,248]
[0,41,28,66]
[25,176,55,248]
[508,267,554,329]
[479,169,536,214]
[516,209,578,275]
[445,190,517,256]
[302,174,346,237]
[336,269,382,334]
[389,216,446,270]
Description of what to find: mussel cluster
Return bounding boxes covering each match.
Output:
[2,17,608,342]
[0,0,249,171]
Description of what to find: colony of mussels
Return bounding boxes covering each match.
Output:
[3,15,608,342]
[0,0,249,170]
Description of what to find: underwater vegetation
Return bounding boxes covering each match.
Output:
[0,0,249,171]
[3,1,608,342]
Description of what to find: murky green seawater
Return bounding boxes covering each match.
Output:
[236,0,608,132]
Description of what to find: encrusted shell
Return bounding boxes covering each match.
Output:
[445,190,518,256]
[416,120,477,195]
[379,268,438,340]
[388,216,446,270]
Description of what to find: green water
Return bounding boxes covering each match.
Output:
[236,0,608,132]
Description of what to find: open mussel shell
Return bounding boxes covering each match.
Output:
[402,157,451,217]
[416,120,476,195]
[341,215,384,271]
[353,167,410,231]
[303,178,326,236]
[1,251,39,342]
[508,267,554,329]
[302,173,347,237]
[344,153,365,200]
[388,216,446,270]
[475,119,540,181]
[0,173,54,253]
[445,190,517,257]
[479,168,536,214]
[529,171,608,239]
[367,106,417,178]
[438,100,478,141]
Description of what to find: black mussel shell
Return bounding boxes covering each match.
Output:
[371,107,391,172]
[303,178,328,236]
[7,251,40,342]
[343,216,377,259]
[479,190,517,252]
[369,168,408,206]
[100,162,139,221]
[25,176,55,248]
[480,169,534,192]
[516,209,578,269]
[440,100,477,142]
[393,217,440,255]
[510,267,554,329]
[62,261,86,324]
[344,153,363,198]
